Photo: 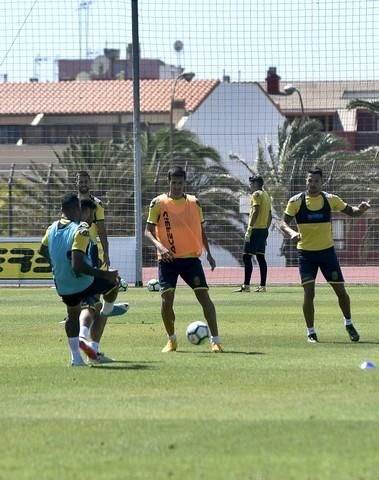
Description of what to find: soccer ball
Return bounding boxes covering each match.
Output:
[147,278,160,292]
[186,321,209,345]
[119,278,128,292]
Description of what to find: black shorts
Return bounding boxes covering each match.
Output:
[298,247,344,285]
[158,258,208,291]
[244,228,268,255]
[61,277,118,307]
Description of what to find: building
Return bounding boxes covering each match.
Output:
[263,67,379,150]
[58,48,182,81]
[0,79,219,171]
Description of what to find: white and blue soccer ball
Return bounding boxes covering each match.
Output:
[119,278,128,292]
[186,321,209,345]
[147,278,160,292]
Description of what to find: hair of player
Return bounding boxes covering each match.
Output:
[61,192,79,213]
[249,175,264,187]
[168,165,186,181]
[308,166,323,177]
[76,170,90,179]
[80,198,97,210]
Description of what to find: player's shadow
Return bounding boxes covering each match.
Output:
[176,350,265,356]
[321,340,379,345]
[90,360,158,370]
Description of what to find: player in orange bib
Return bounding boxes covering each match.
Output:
[145,166,223,353]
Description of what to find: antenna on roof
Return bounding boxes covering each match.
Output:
[78,0,93,59]
[173,40,184,69]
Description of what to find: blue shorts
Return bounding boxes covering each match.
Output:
[61,277,118,307]
[244,228,268,255]
[298,247,344,285]
[158,258,208,291]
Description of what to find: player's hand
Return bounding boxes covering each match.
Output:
[358,201,371,212]
[290,231,301,243]
[207,253,216,271]
[159,247,174,262]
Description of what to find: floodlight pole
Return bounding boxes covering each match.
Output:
[131,0,143,287]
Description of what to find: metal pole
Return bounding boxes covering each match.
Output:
[169,77,179,165]
[8,163,15,236]
[131,0,143,287]
[295,89,305,116]
[46,163,53,224]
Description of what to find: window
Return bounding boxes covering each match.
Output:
[113,124,133,143]
[42,125,98,144]
[0,126,21,144]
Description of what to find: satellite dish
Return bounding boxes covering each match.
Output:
[76,71,91,81]
[91,55,111,76]
[174,40,184,52]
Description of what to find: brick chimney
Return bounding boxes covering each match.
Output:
[266,66,281,94]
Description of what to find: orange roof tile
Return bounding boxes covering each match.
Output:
[0,79,219,115]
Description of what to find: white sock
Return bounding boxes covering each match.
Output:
[79,326,90,339]
[344,318,353,326]
[210,335,220,343]
[100,300,114,316]
[168,334,176,341]
[68,337,82,363]
[90,341,99,353]
[307,327,315,335]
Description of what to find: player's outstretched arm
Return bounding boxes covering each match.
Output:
[342,201,371,217]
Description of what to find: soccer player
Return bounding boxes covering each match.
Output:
[77,198,127,363]
[280,166,370,343]
[234,175,272,293]
[76,170,110,268]
[144,166,223,353]
[39,193,119,366]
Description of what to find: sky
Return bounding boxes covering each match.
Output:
[0,0,378,83]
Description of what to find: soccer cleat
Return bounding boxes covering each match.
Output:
[255,286,267,293]
[233,285,250,293]
[161,338,177,353]
[108,303,129,317]
[211,342,224,353]
[307,333,319,343]
[88,352,114,364]
[346,324,360,342]
[79,337,98,360]
[71,358,88,367]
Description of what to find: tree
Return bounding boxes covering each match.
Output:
[231,117,350,265]
[347,99,379,115]
[1,129,247,265]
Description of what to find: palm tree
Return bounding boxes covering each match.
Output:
[231,117,350,265]
[1,129,247,265]
[347,99,379,114]
[140,127,247,264]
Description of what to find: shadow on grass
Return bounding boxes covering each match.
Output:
[176,350,265,356]
[321,340,379,345]
[90,360,159,371]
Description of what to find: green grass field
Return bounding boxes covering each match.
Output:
[1,286,379,480]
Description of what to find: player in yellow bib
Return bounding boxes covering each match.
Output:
[76,170,110,268]
[235,175,272,293]
[280,167,370,343]
[145,166,223,353]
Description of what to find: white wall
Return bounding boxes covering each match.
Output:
[183,82,286,267]
[184,82,285,180]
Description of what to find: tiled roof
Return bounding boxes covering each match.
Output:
[0,79,219,115]
[261,80,379,113]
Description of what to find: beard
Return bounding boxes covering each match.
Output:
[78,186,90,194]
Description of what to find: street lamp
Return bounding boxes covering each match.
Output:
[169,72,195,163]
[283,84,305,115]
